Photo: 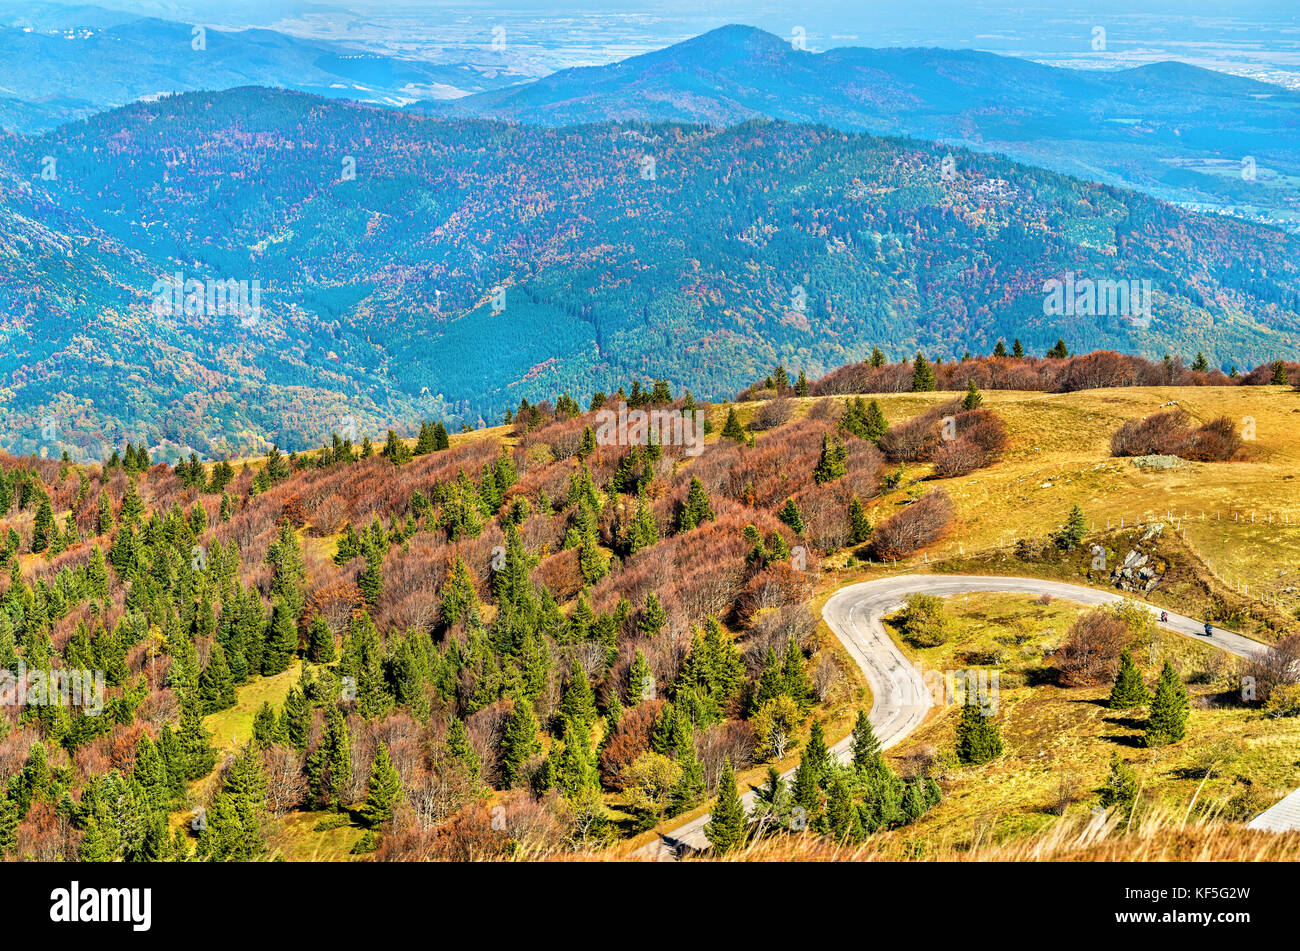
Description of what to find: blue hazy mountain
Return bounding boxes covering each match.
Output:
[421,25,1300,228]
[0,1,523,132]
[6,13,1295,224]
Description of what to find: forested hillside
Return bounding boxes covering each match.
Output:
[3,87,1300,460]
[0,343,1297,861]
[0,371,962,860]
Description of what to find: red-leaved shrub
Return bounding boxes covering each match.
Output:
[868,490,955,559]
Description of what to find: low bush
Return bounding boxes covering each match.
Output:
[1111,410,1242,461]
[869,490,955,559]
[896,593,950,647]
[1053,608,1129,687]
[1264,683,1300,718]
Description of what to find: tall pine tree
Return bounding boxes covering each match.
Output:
[703,758,746,854]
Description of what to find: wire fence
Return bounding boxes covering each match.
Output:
[908,508,1300,612]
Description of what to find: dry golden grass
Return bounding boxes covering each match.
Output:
[494,803,1300,862]
[732,385,1300,617]
[695,805,1300,862]
[879,593,1299,846]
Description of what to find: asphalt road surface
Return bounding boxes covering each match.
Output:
[635,574,1268,860]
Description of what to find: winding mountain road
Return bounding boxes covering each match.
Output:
[637,573,1269,860]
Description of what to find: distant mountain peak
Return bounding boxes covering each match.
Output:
[634,23,795,66]
[420,24,1298,236]
[1106,60,1278,94]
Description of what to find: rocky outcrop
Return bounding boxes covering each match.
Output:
[1129,454,1188,470]
[1109,522,1167,593]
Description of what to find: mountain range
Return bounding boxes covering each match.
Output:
[4,13,1297,226]
[2,85,1298,461]
[0,1,526,132]
[420,25,1300,228]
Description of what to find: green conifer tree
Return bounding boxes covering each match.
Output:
[360,743,403,827]
[955,692,1003,765]
[791,755,823,832]
[861,399,888,443]
[703,758,746,854]
[849,711,884,774]
[252,700,283,746]
[177,698,217,780]
[1052,504,1088,551]
[812,433,847,484]
[558,659,598,738]
[627,650,652,705]
[677,477,715,531]
[1144,661,1189,747]
[280,688,312,751]
[825,772,853,841]
[31,496,53,553]
[0,794,18,858]
[638,593,666,639]
[96,491,114,535]
[721,406,746,442]
[750,766,792,834]
[777,498,805,533]
[198,642,236,714]
[803,719,830,783]
[307,705,351,809]
[781,637,812,713]
[501,699,542,787]
[1099,752,1140,815]
[261,597,299,675]
[307,614,337,663]
[849,495,871,544]
[1108,650,1150,709]
[357,539,384,605]
[912,352,936,392]
[625,492,659,555]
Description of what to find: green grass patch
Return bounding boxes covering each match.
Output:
[267,810,366,862]
[204,661,303,757]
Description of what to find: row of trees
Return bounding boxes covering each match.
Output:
[816,350,1299,397]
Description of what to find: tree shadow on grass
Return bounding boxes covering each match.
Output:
[1100,733,1147,749]
[1104,714,1147,731]
[1065,696,1113,709]
[1023,668,1058,687]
